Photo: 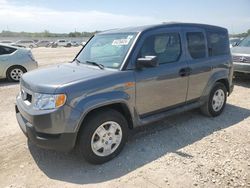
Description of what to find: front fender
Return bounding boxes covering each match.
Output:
[72,91,134,132]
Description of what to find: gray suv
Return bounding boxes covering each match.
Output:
[16,23,234,164]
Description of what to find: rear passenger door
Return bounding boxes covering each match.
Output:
[184,28,212,101]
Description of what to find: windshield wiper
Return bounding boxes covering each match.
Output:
[74,58,81,64]
[85,61,105,70]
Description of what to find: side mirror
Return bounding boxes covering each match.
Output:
[136,56,158,68]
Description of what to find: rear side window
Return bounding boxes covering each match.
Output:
[138,33,181,64]
[207,31,229,56]
[0,46,16,55]
[186,32,206,59]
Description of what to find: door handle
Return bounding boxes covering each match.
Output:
[179,67,191,77]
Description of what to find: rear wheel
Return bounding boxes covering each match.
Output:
[200,82,227,117]
[6,66,26,82]
[77,109,128,164]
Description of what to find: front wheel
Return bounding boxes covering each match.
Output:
[77,109,128,164]
[200,82,227,117]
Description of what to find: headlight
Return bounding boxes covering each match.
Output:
[33,93,66,110]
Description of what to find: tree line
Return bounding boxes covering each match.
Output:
[0,30,99,38]
[1,29,249,38]
[229,29,250,38]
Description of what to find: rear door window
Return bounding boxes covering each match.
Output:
[186,32,206,59]
[207,31,229,56]
[0,46,16,55]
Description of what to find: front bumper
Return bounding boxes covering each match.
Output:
[16,107,76,151]
[15,96,81,151]
[233,62,250,73]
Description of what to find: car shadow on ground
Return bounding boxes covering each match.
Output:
[28,103,250,184]
[0,78,19,87]
[234,75,250,88]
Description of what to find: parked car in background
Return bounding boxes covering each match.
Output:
[71,41,80,47]
[16,23,233,164]
[13,40,37,48]
[81,41,87,46]
[52,39,71,47]
[231,36,250,75]
[36,40,51,47]
[0,40,13,44]
[229,38,242,48]
[0,44,37,81]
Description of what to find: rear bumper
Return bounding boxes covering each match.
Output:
[233,62,250,73]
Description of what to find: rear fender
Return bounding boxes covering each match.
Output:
[200,70,229,103]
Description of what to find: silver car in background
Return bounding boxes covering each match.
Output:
[231,36,250,75]
[13,40,38,48]
[36,40,51,47]
[0,44,38,82]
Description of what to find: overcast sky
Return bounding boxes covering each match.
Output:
[0,0,249,34]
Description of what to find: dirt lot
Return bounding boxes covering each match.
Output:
[0,47,249,188]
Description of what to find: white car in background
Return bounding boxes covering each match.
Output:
[70,41,80,47]
[13,40,38,48]
[0,44,38,82]
[0,40,13,44]
[81,41,87,46]
[52,39,72,47]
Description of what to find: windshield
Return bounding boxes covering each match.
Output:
[238,36,250,47]
[76,33,137,69]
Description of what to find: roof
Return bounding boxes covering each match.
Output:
[99,22,227,35]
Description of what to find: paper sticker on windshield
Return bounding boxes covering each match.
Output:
[112,39,130,46]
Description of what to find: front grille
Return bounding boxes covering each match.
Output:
[232,55,250,63]
[21,87,32,104]
[27,93,32,103]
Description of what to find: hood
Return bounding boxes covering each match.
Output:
[21,62,113,93]
[231,46,250,56]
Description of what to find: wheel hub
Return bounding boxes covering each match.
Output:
[91,121,122,157]
[10,68,24,81]
[212,89,225,112]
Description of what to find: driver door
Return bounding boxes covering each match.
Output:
[133,28,189,117]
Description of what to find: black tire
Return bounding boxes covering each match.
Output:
[51,43,58,48]
[6,65,26,82]
[200,82,227,117]
[66,43,72,47]
[77,109,128,164]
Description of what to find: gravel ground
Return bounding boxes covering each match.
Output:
[0,47,249,188]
